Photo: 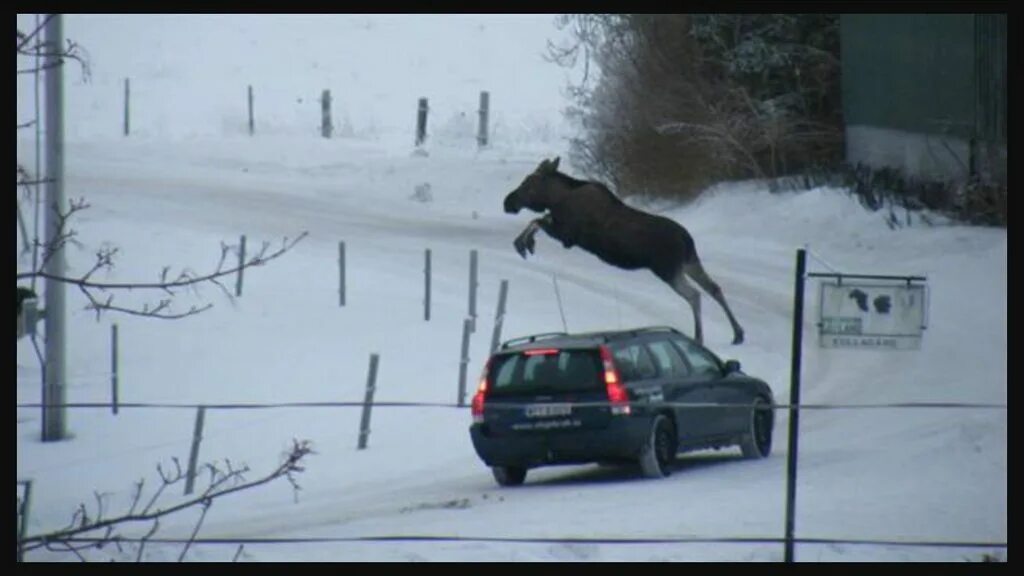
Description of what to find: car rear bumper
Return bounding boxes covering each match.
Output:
[469,415,653,468]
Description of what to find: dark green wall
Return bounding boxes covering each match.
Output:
[841,14,977,140]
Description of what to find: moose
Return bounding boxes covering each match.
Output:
[503,157,745,345]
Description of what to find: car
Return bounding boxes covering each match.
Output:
[469,326,775,486]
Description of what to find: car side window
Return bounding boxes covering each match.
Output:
[611,343,658,382]
[493,355,523,390]
[645,339,691,378]
[671,337,722,378]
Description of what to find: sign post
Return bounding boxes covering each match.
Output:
[785,257,928,563]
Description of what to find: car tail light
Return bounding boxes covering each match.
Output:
[471,358,492,423]
[599,345,631,415]
[524,348,559,356]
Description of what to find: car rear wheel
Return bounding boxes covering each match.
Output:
[639,414,676,478]
[492,465,527,487]
[740,397,773,459]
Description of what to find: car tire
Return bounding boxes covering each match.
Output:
[639,414,676,478]
[492,465,527,487]
[740,396,773,459]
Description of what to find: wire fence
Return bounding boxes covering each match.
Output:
[14,400,1008,411]
[53,534,1008,549]
[16,398,1007,560]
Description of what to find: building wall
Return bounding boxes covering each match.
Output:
[841,14,1006,184]
[845,125,971,183]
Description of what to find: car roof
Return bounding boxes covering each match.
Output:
[497,326,690,354]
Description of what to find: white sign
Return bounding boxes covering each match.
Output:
[818,282,927,350]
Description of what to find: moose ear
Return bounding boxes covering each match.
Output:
[537,158,551,172]
[550,156,560,171]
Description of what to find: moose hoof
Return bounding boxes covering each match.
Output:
[732,332,745,345]
[513,239,528,259]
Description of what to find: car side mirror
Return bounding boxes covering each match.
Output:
[723,360,742,375]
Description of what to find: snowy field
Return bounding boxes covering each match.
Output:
[16,15,1006,562]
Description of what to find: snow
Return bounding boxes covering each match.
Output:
[16,14,1006,562]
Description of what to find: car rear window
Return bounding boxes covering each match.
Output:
[488,349,603,397]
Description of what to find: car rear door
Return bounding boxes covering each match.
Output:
[483,348,611,437]
[641,336,713,443]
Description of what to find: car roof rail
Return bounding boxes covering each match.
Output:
[632,326,682,336]
[598,326,683,342]
[500,332,568,350]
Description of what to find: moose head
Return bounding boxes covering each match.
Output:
[503,157,561,214]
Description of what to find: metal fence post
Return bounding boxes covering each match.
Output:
[17,479,32,562]
[17,198,31,252]
[457,318,472,407]
[111,323,119,415]
[490,280,509,353]
[42,14,67,442]
[468,249,478,332]
[477,90,490,148]
[424,248,431,321]
[784,248,807,563]
[339,241,346,307]
[321,89,333,139]
[247,85,254,136]
[357,354,380,450]
[415,97,428,147]
[184,406,207,496]
[123,78,130,137]
[235,234,246,297]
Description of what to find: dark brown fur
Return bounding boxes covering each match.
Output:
[504,157,744,345]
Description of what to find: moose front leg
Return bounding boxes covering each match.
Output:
[513,221,540,259]
[513,214,554,259]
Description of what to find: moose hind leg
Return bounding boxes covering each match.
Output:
[668,270,703,345]
[684,261,744,344]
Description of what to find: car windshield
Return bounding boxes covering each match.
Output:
[488,349,603,397]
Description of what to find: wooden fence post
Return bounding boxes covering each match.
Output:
[357,354,380,450]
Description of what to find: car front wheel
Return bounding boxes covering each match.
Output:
[492,465,527,487]
[639,414,676,478]
[740,396,773,459]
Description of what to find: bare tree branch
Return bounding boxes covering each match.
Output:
[18,440,315,561]
[16,15,55,52]
[177,498,211,562]
[135,519,159,562]
[15,189,307,320]
[17,33,91,81]
[20,231,308,291]
[45,540,88,562]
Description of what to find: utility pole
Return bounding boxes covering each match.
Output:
[42,13,67,441]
